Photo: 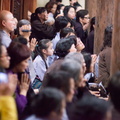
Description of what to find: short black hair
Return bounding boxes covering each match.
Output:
[76,9,89,22]
[55,16,69,32]
[13,36,28,45]
[54,37,76,57]
[60,27,75,38]
[108,71,120,112]
[31,88,65,118]
[69,95,111,120]
[43,70,73,95]
[31,7,47,22]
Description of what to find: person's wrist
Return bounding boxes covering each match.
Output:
[20,90,27,96]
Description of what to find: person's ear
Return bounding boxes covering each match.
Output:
[93,24,95,29]
[42,49,47,54]
[79,17,84,23]
[2,20,6,27]
[37,13,41,19]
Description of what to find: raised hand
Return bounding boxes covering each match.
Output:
[29,38,38,51]
[19,24,31,41]
[19,73,30,96]
[0,74,17,96]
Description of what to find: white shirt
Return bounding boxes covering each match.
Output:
[0,30,12,48]
[28,57,36,83]
[33,55,49,81]
[26,115,41,120]
[52,32,60,49]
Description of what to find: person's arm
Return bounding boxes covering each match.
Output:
[0,79,18,120]
[98,51,110,88]
[15,73,30,114]
[0,96,18,120]
[33,56,47,81]
[32,21,55,39]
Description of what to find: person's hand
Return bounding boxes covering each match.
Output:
[83,22,90,30]
[89,90,100,97]
[0,74,18,96]
[19,73,30,96]
[55,13,64,18]
[19,25,31,41]
[91,54,97,64]
[99,96,109,101]
[90,54,97,72]
[29,38,37,51]
[8,74,18,95]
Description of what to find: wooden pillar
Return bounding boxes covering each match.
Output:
[0,0,11,11]
[23,0,37,19]
[111,0,120,75]
[95,0,114,54]
[86,0,114,54]
[85,0,97,18]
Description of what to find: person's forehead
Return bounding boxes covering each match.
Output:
[5,13,14,20]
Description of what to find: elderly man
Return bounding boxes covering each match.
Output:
[0,10,15,47]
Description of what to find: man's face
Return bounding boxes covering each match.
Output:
[39,11,48,21]
[2,13,15,32]
[82,14,90,25]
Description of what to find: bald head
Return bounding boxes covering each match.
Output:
[0,10,15,33]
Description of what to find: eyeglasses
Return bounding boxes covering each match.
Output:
[84,17,90,19]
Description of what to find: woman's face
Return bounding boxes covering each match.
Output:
[14,58,29,72]
[0,45,10,69]
[51,4,57,14]
[66,78,75,102]
[67,7,76,20]
[45,42,54,56]
[76,37,85,52]
[82,14,90,25]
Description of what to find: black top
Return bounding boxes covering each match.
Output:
[30,20,56,42]
[85,30,94,54]
[74,22,88,45]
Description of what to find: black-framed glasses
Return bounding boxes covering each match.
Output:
[84,17,90,19]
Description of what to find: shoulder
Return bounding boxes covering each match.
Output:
[33,56,45,65]
[32,20,42,26]
[26,115,41,120]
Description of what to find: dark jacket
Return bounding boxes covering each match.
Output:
[30,20,56,42]
[74,22,88,45]
[97,47,111,88]
[85,30,94,54]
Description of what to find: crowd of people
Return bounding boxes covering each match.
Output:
[0,0,119,120]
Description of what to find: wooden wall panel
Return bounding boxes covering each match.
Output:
[0,0,2,10]
[111,0,120,75]
[0,0,11,11]
[23,0,37,19]
[11,0,23,20]
[86,0,114,54]
[94,0,114,54]
[85,0,97,18]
